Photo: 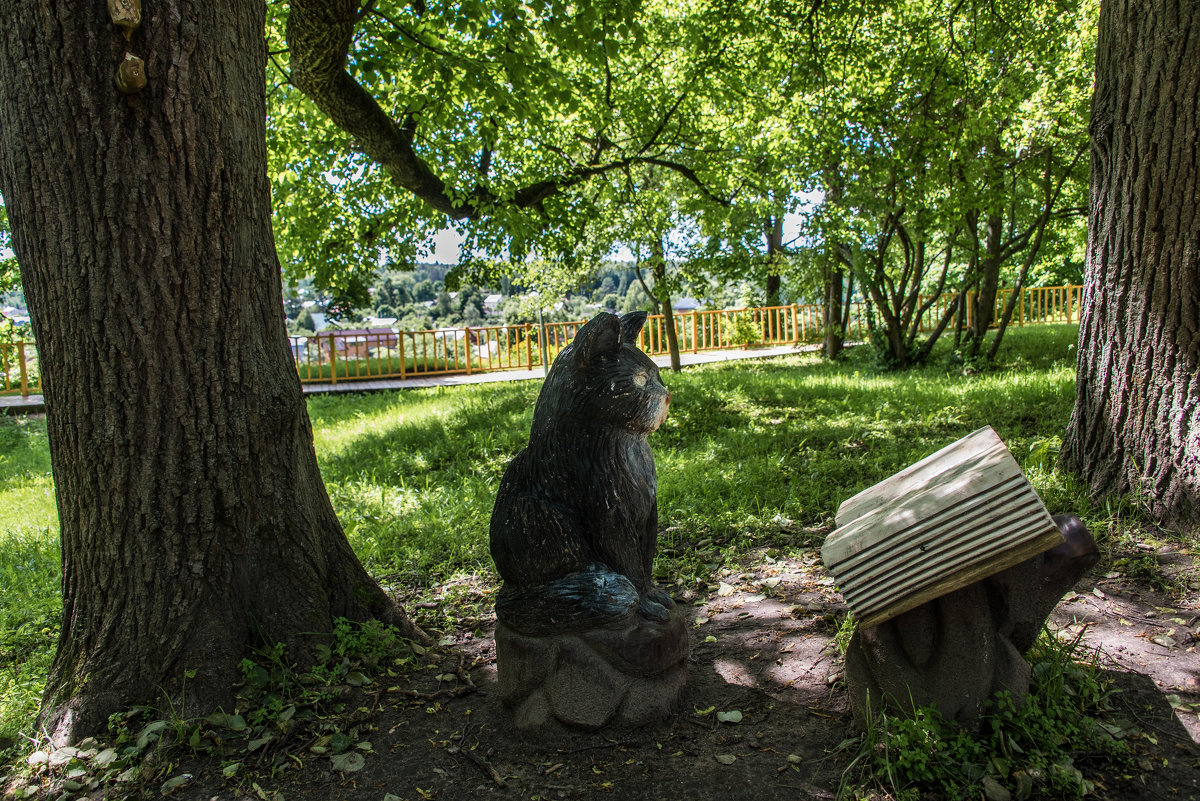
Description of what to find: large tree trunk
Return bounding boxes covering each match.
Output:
[822,168,847,360]
[650,238,682,372]
[966,212,1003,357]
[764,214,784,308]
[0,0,419,744]
[823,267,845,360]
[1063,0,1200,529]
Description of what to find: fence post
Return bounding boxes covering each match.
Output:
[328,333,337,385]
[525,324,533,369]
[691,311,698,354]
[1067,287,1074,324]
[464,327,473,375]
[18,342,28,398]
[399,332,407,379]
[1019,288,1025,326]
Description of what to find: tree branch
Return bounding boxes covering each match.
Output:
[286,0,728,222]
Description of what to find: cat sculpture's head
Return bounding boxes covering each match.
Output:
[531,311,670,438]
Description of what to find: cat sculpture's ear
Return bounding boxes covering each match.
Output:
[619,311,647,345]
[574,312,622,362]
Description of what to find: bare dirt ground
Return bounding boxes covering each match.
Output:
[15,540,1197,801]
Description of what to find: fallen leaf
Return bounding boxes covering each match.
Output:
[715,754,737,765]
[160,774,194,795]
[91,748,118,768]
[717,583,735,597]
[247,736,274,752]
[982,775,1011,801]
[1151,635,1178,649]
[331,751,366,772]
[717,710,743,724]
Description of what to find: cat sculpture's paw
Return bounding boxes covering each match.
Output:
[638,587,675,622]
[638,595,670,622]
[645,586,675,610]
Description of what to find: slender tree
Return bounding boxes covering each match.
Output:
[1063,0,1199,528]
[0,0,420,743]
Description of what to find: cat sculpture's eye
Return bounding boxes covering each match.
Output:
[633,373,647,388]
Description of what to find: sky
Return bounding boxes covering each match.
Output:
[419,227,467,264]
[415,194,820,265]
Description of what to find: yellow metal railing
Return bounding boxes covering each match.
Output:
[289,285,1083,386]
[0,341,38,397]
[0,287,1085,394]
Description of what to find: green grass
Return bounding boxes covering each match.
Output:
[0,414,58,758]
[0,322,1146,777]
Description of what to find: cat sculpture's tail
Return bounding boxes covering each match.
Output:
[495,564,639,635]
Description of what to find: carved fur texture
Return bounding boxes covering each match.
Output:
[490,312,674,634]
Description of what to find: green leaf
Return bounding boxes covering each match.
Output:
[135,720,168,751]
[716,710,743,724]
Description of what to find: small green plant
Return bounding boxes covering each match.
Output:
[9,619,428,799]
[839,628,1131,800]
[725,312,762,347]
[832,612,856,655]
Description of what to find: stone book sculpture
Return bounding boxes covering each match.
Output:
[823,426,1067,627]
[822,427,1099,726]
[489,311,689,731]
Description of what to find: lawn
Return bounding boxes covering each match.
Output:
[0,323,1153,787]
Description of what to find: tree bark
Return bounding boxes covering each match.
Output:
[0,0,420,744]
[1063,0,1200,529]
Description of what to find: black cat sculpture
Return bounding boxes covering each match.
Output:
[845,514,1100,728]
[489,311,689,730]
[490,310,676,634]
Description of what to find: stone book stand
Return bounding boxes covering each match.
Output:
[823,427,1099,726]
[488,312,689,732]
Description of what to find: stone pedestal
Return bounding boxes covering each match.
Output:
[495,607,690,731]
